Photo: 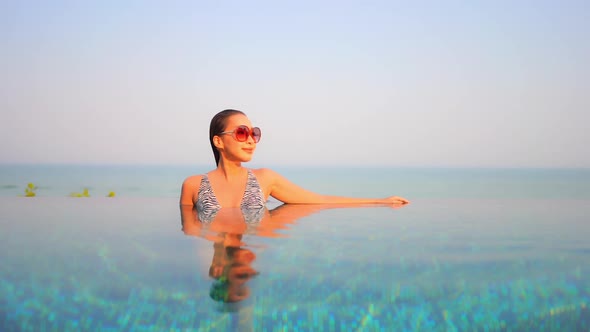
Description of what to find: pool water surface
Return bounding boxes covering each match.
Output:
[1,197,589,331]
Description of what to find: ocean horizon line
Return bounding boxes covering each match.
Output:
[0,162,589,171]
[2,163,589,199]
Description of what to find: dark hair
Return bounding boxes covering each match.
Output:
[209,278,229,302]
[209,109,246,165]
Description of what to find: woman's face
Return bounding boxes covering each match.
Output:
[217,114,257,163]
[233,248,256,264]
[227,263,259,286]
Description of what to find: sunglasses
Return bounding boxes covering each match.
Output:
[219,125,262,143]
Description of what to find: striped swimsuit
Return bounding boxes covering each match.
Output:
[196,170,266,223]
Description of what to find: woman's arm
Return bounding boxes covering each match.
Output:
[179,175,202,206]
[180,204,202,235]
[262,168,409,205]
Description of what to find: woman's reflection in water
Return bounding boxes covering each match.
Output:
[180,204,330,307]
[180,203,406,310]
[208,233,259,303]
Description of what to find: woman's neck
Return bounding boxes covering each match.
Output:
[216,160,245,180]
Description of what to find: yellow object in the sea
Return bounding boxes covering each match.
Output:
[107,191,116,197]
[70,188,90,198]
[24,183,37,197]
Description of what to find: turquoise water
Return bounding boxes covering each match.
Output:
[1,164,590,199]
[1,165,589,330]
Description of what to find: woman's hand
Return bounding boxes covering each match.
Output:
[384,196,410,205]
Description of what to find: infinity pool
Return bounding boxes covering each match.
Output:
[1,197,589,331]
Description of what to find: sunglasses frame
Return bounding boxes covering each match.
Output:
[218,125,262,143]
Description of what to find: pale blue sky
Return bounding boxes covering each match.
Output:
[1,1,588,167]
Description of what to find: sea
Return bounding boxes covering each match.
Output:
[1,164,589,200]
[1,164,589,331]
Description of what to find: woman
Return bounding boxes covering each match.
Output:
[180,109,409,208]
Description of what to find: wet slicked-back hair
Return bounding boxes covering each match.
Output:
[210,109,246,165]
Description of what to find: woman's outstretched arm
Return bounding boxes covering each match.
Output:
[262,168,409,205]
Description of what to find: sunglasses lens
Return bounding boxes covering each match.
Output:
[235,127,249,142]
[252,127,261,143]
[237,273,250,280]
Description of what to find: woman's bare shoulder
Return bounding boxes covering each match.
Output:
[182,174,204,188]
[180,174,204,206]
[251,168,279,180]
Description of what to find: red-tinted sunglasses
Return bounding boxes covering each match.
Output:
[219,125,262,143]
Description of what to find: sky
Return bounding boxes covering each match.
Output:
[1,0,588,168]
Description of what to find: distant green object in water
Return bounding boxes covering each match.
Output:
[70,188,90,198]
[24,183,37,197]
[107,191,116,197]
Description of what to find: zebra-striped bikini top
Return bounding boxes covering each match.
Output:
[196,170,266,223]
